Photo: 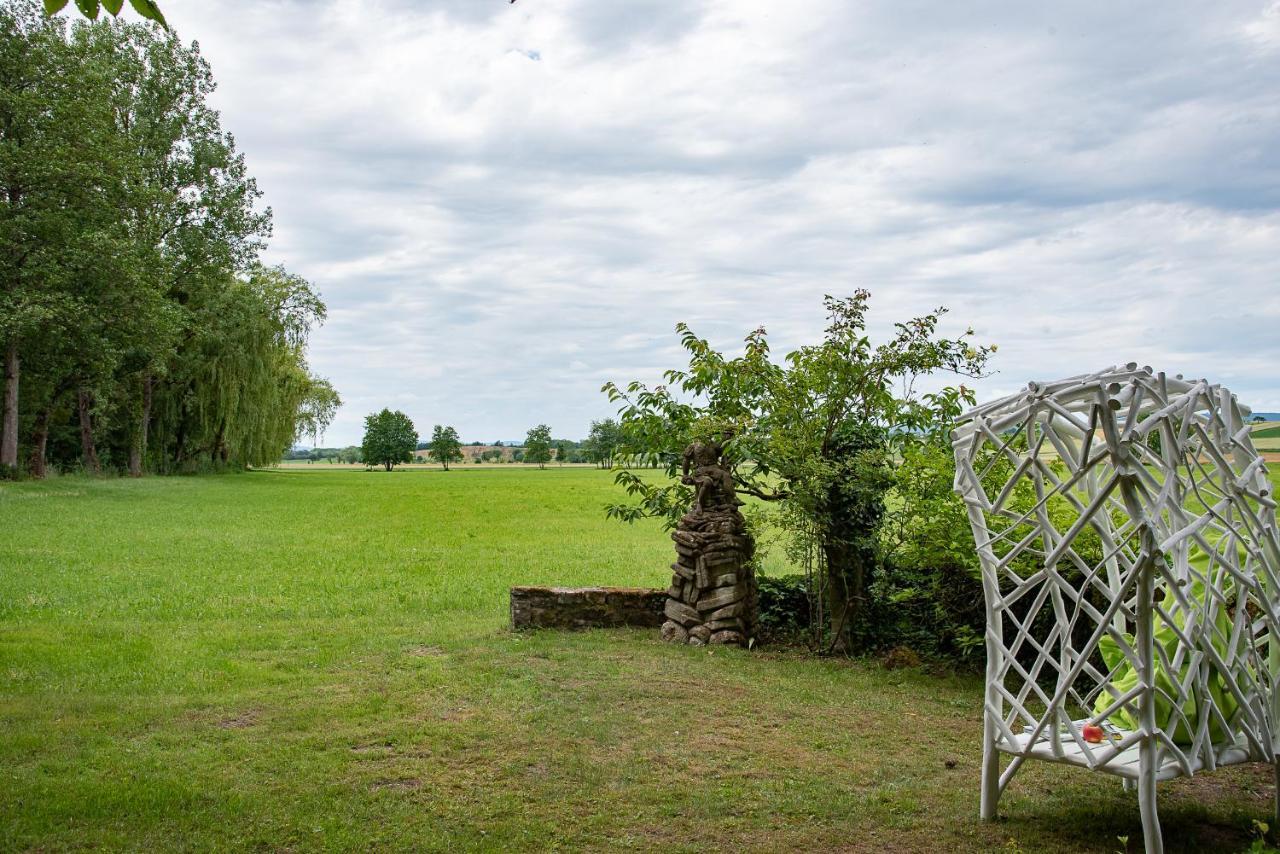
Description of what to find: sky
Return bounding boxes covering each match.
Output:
[146,0,1280,446]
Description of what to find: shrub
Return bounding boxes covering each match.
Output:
[756,574,812,643]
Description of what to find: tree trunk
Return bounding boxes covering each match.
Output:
[174,408,187,466]
[77,389,100,474]
[28,407,49,479]
[211,421,226,465]
[384,461,392,471]
[823,538,867,655]
[128,374,152,477]
[1,339,17,471]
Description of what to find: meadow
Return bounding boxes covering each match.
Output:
[2,467,1278,852]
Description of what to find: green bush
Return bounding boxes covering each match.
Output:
[756,574,811,642]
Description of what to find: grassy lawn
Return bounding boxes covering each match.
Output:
[2,467,1278,852]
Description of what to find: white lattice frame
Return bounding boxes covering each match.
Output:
[952,364,1280,854]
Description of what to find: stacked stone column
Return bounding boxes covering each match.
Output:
[660,504,756,646]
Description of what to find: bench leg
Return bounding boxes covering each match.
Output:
[1139,767,1162,854]
[980,728,1000,820]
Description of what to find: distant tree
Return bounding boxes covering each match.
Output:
[429,424,463,471]
[584,418,622,468]
[555,441,570,465]
[1252,414,1266,423]
[360,409,417,471]
[511,449,524,463]
[524,424,552,469]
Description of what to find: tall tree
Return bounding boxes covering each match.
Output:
[524,424,552,469]
[604,291,993,653]
[0,9,334,477]
[428,424,462,471]
[361,409,416,472]
[0,3,122,473]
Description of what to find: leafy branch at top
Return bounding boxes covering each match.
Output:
[44,0,166,28]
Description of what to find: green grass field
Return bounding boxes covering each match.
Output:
[3,468,1279,852]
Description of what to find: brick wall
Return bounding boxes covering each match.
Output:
[509,586,665,630]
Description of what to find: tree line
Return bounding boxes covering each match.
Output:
[0,2,337,478]
[335,411,623,471]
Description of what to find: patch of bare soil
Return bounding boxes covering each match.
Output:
[372,778,422,791]
[405,645,446,658]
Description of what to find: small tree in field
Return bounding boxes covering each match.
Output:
[429,424,463,471]
[555,441,570,465]
[360,409,417,471]
[524,425,552,468]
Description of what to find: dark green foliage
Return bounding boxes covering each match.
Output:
[756,574,812,642]
[818,420,891,650]
[360,409,417,471]
[524,424,552,468]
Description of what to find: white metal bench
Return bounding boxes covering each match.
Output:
[952,364,1280,854]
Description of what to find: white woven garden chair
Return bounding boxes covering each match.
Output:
[951,364,1280,854]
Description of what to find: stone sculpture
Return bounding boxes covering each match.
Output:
[660,439,757,646]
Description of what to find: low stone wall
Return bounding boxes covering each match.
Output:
[510,586,666,631]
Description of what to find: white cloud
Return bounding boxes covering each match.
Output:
[152,0,1280,443]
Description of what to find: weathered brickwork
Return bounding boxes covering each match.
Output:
[510,586,665,630]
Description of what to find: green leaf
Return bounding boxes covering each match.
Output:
[128,0,168,27]
[43,0,70,15]
[73,0,99,18]
[102,0,124,15]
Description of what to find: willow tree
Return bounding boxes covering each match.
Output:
[604,291,994,653]
[148,265,337,470]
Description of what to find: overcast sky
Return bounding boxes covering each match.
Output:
[148,0,1280,445]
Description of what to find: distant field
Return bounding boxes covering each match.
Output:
[2,469,1279,852]
[1251,423,1280,454]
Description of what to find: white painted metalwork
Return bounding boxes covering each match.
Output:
[952,363,1280,854]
